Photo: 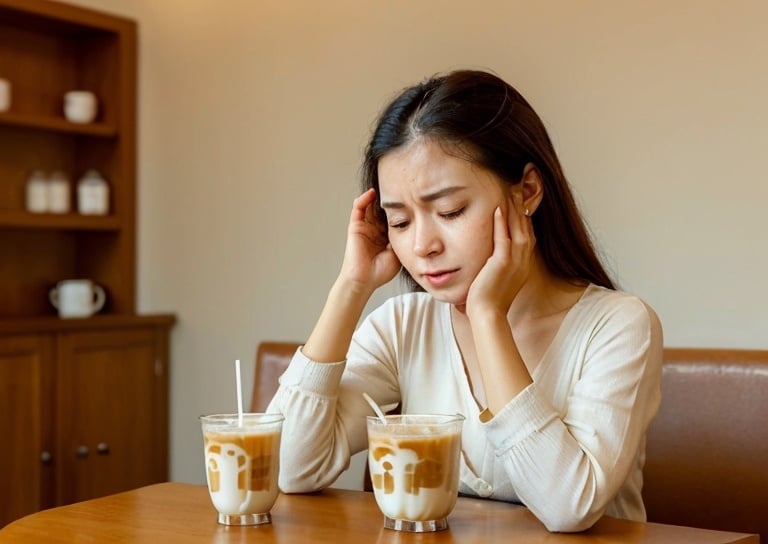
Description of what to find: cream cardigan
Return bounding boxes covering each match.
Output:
[268,284,663,532]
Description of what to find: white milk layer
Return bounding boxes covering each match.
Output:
[373,485,457,521]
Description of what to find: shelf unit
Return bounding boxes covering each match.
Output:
[0,0,176,528]
[0,0,136,318]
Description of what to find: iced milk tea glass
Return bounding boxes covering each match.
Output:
[200,413,284,525]
[367,414,464,532]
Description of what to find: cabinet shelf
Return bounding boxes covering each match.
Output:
[0,210,120,231]
[0,111,117,137]
[0,313,176,334]
[0,0,137,317]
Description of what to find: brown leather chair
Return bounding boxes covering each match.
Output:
[250,341,300,411]
[643,348,768,542]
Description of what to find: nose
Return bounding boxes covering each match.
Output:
[412,219,443,257]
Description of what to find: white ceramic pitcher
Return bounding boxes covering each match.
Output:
[49,279,106,318]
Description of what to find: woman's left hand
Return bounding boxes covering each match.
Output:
[465,193,536,317]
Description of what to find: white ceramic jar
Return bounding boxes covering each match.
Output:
[25,170,48,213]
[77,170,109,215]
[63,90,98,123]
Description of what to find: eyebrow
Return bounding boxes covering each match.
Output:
[380,186,467,209]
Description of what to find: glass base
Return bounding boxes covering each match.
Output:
[383,516,448,532]
[217,512,271,526]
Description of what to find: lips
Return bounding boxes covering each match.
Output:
[423,269,459,287]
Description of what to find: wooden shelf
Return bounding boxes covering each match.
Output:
[0,0,137,317]
[0,313,176,334]
[0,111,117,137]
[0,210,121,230]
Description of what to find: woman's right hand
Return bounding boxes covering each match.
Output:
[339,188,401,293]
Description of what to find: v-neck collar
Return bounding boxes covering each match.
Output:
[441,302,485,417]
[526,283,596,381]
[440,284,597,407]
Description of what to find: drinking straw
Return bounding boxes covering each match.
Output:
[363,392,387,425]
[235,359,244,426]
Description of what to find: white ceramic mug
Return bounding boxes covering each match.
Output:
[0,78,10,112]
[64,90,98,123]
[49,279,106,318]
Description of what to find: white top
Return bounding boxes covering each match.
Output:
[268,284,663,532]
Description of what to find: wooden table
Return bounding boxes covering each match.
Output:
[0,483,758,543]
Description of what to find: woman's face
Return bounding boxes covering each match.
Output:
[378,139,511,307]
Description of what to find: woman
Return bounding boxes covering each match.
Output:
[267,69,663,532]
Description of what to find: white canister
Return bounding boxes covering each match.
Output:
[77,170,110,215]
[0,78,10,112]
[25,170,48,213]
[47,171,71,214]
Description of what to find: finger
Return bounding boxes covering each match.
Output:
[492,207,511,257]
[350,188,377,222]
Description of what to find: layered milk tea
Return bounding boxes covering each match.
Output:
[367,415,463,525]
[200,413,283,524]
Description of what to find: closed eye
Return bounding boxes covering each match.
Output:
[440,207,465,220]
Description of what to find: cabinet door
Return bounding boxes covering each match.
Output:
[0,334,55,526]
[55,327,168,505]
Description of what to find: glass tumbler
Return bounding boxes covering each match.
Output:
[367,414,464,532]
[200,413,284,526]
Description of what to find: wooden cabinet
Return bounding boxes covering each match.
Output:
[0,0,176,528]
[0,333,55,524]
[0,315,174,526]
[55,324,170,505]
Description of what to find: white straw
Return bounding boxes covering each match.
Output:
[235,359,244,426]
[362,392,387,425]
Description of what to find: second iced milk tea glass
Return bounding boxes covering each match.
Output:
[367,414,464,532]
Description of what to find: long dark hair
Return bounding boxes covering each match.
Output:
[361,69,615,291]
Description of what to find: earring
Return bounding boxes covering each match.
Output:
[524,208,531,217]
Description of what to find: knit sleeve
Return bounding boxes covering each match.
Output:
[267,298,402,493]
[482,295,663,532]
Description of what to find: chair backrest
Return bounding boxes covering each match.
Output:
[643,348,768,542]
[250,341,299,412]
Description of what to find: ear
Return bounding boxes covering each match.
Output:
[519,163,544,216]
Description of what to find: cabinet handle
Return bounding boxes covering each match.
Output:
[40,451,53,464]
[76,445,89,458]
[97,442,110,455]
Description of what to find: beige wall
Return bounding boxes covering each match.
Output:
[67,0,768,486]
